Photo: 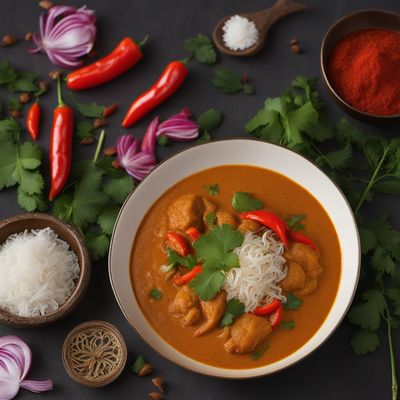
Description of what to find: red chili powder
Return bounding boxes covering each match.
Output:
[327,29,400,116]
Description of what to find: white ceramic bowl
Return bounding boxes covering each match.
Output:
[109,139,360,378]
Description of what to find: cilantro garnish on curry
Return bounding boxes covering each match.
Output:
[131,165,341,368]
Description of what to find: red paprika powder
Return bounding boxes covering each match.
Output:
[327,29,400,116]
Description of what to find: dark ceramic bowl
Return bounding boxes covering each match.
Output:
[320,9,400,125]
[0,213,91,327]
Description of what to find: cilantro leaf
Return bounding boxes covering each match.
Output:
[0,118,19,142]
[281,320,295,330]
[387,289,400,317]
[204,183,220,196]
[0,141,18,189]
[97,205,119,235]
[358,226,377,255]
[84,230,110,261]
[232,192,263,212]
[316,144,352,170]
[373,180,400,195]
[212,66,253,95]
[283,293,302,310]
[198,109,223,132]
[220,299,245,327]
[76,121,95,140]
[245,108,284,144]
[8,72,38,93]
[196,131,211,144]
[0,61,17,85]
[350,329,380,355]
[69,93,105,118]
[286,215,306,231]
[104,175,134,204]
[17,187,47,212]
[150,288,163,300]
[189,268,225,301]
[167,249,197,269]
[184,34,217,64]
[131,355,146,374]
[205,212,217,225]
[348,290,386,331]
[371,247,396,276]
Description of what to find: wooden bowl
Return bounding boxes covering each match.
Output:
[320,9,400,125]
[62,320,127,387]
[0,213,91,327]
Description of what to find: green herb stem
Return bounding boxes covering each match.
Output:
[93,130,105,163]
[56,76,65,107]
[354,146,390,215]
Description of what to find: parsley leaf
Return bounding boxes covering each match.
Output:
[232,192,263,212]
[0,118,19,142]
[84,230,110,261]
[283,293,302,310]
[220,299,245,327]
[189,268,225,301]
[76,121,95,140]
[184,34,217,64]
[350,329,380,355]
[68,93,105,118]
[150,288,163,300]
[212,66,253,95]
[204,183,220,196]
[167,250,197,269]
[104,176,135,204]
[97,205,119,235]
[286,214,306,231]
[0,62,38,92]
[131,355,146,374]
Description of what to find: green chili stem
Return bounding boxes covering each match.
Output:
[93,130,105,163]
[56,76,65,107]
[354,146,389,215]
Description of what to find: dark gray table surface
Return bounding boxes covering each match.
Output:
[1,0,399,399]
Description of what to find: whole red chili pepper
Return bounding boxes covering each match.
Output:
[287,230,318,252]
[26,101,40,141]
[122,59,188,128]
[66,37,144,91]
[173,264,203,286]
[241,210,289,247]
[48,78,74,201]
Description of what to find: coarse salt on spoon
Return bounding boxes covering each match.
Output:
[213,0,306,57]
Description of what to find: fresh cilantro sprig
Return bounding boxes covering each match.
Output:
[190,225,243,300]
[220,299,245,327]
[204,183,220,196]
[184,34,217,64]
[232,192,263,212]
[167,249,197,269]
[246,76,400,398]
[68,92,105,118]
[286,214,306,231]
[150,288,163,300]
[0,61,38,93]
[212,66,253,95]
[283,293,302,310]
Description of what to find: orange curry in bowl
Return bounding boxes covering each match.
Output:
[131,165,341,369]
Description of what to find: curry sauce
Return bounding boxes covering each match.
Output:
[131,165,341,369]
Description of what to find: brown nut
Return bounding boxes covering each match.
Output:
[103,146,117,156]
[24,32,33,42]
[18,93,31,104]
[49,70,62,80]
[9,110,21,118]
[112,159,121,169]
[38,0,53,9]
[102,103,118,118]
[138,363,152,377]
[148,392,162,400]
[290,38,298,45]
[80,137,95,145]
[152,377,164,393]
[93,118,108,129]
[291,44,302,54]
[2,35,17,47]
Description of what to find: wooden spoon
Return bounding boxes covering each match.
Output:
[213,0,306,57]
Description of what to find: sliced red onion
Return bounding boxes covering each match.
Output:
[30,5,96,68]
[116,134,140,162]
[0,336,53,400]
[156,108,199,141]
[141,116,159,154]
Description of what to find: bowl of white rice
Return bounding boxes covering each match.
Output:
[0,213,91,327]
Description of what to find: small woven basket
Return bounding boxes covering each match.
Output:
[62,320,127,387]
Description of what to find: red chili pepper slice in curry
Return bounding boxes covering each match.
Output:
[26,101,40,141]
[48,78,74,201]
[269,302,283,330]
[253,299,281,316]
[165,231,190,257]
[66,37,143,91]
[241,210,289,247]
[173,264,203,286]
[122,59,188,128]
[287,230,318,252]
[186,227,201,242]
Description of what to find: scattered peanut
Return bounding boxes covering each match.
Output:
[49,70,62,80]
[93,118,108,129]
[102,103,118,118]
[80,137,95,145]
[112,159,121,169]
[152,377,164,393]
[38,81,49,92]
[103,146,117,157]
[18,93,30,104]
[290,38,302,54]
[24,32,33,42]
[2,35,17,47]
[138,363,153,377]
[148,392,162,400]
[9,110,21,118]
[38,0,53,10]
